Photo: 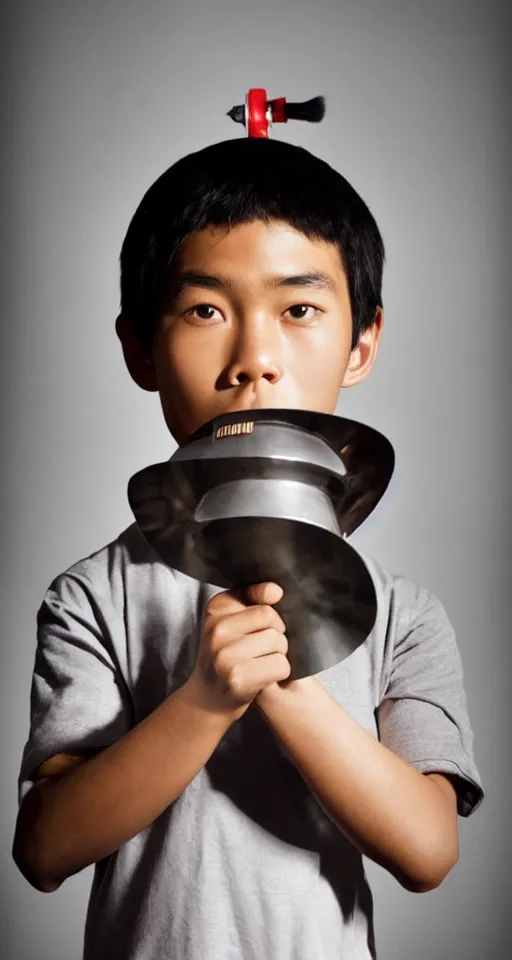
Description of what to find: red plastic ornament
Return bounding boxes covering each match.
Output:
[246,89,270,138]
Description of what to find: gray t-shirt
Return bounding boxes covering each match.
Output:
[17,523,484,960]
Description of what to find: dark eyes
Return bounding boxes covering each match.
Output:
[287,304,316,320]
[185,303,320,323]
[192,304,218,320]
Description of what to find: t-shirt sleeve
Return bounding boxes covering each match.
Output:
[17,570,133,806]
[376,584,484,817]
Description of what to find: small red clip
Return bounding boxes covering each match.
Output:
[246,88,270,138]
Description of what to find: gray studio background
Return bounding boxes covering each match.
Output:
[2,0,510,957]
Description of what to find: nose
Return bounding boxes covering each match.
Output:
[224,316,284,387]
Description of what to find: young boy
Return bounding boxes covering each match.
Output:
[13,134,483,960]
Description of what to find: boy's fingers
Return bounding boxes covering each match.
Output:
[206,590,247,617]
[243,582,283,606]
[206,582,284,617]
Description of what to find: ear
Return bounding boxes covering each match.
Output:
[115,314,158,392]
[342,307,383,388]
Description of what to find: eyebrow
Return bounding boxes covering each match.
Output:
[172,269,338,296]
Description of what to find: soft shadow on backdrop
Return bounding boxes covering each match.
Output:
[1,0,510,957]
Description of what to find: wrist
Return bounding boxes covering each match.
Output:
[180,674,239,732]
[256,675,319,711]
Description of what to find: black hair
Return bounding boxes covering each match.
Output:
[120,137,385,355]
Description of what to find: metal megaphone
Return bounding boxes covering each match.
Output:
[128,409,394,679]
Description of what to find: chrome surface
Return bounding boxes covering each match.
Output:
[128,409,394,678]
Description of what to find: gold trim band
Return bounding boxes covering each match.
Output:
[215,421,254,439]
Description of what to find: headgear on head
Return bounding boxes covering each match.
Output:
[227,89,326,138]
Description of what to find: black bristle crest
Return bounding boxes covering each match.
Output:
[284,96,326,123]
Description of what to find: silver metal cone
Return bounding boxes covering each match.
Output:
[128,409,394,679]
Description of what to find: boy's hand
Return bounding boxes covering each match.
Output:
[187,581,291,723]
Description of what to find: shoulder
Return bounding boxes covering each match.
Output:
[41,522,168,606]
[52,521,156,580]
[36,523,183,643]
[351,546,457,696]
[38,524,203,652]
[356,545,449,632]
[316,544,453,708]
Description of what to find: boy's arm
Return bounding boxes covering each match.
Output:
[256,677,459,893]
[13,580,291,895]
[13,677,233,893]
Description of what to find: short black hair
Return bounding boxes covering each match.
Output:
[120,137,385,356]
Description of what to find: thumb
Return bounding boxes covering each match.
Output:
[244,581,284,606]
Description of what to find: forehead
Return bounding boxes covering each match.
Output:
[174,219,345,276]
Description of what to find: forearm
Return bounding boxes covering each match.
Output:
[257,679,458,891]
[14,676,232,891]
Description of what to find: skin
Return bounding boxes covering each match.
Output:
[115,218,383,439]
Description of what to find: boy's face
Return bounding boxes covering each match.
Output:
[117,219,382,445]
